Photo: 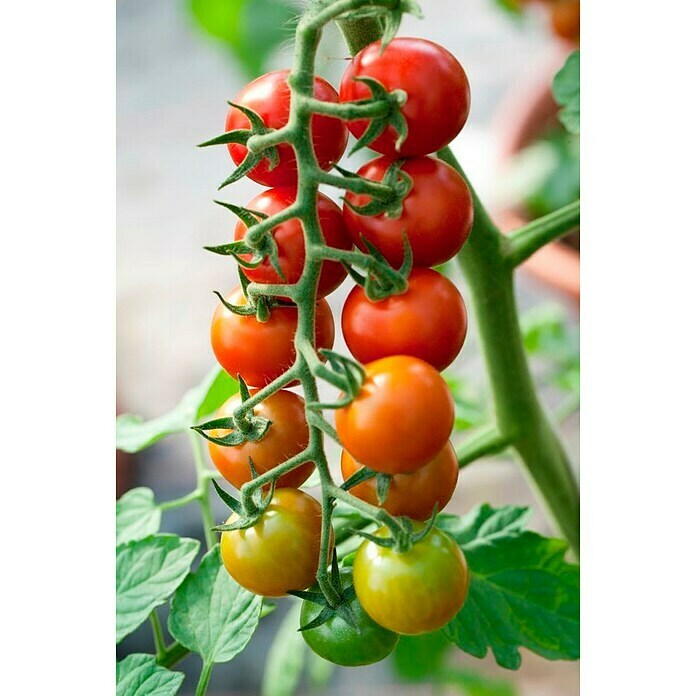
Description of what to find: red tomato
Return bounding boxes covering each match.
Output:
[339,38,470,157]
[210,287,335,387]
[208,389,314,490]
[341,442,459,521]
[343,156,473,268]
[335,355,455,474]
[225,70,348,187]
[235,188,352,298]
[342,268,468,371]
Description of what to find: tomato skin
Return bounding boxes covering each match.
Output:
[339,38,470,157]
[342,268,468,371]
[550,0,580,43]
[353,525,469,635]
[340,442,458,521]
[208,390,314,490]
[343,156,473,268]
[335,355,455,474]
[210,287,335,387]
[226,70,348,187]
[235,188,352,298]
[300,572,399,666]
[220,489,331,597]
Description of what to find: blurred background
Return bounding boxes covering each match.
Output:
[117,0,579,693]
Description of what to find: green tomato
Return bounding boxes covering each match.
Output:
[300,574,399,666]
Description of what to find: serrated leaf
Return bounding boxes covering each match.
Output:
[116,654,184,696]
[116,487,162,545]
[261,601,306,696]
[116,368,238,453]
[440,505,579,669]
[552,50,580,134]
[168,546,261,663]
[116,535,199,643]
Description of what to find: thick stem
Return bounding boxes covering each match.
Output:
[195,661,213,696]
[189,431,216,550]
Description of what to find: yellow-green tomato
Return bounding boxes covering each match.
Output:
[353,525,469,635]
[220,489,331,597]
[300,573,399,667]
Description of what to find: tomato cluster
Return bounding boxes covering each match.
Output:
[206,36,472,662]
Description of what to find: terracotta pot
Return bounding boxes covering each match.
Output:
[494,49,579,305]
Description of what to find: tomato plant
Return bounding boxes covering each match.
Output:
[335,355,455,474]
[224,70,348,187]
[220,489,329,597]
[341,442,459,520]
[342,268,468,371]
[117,1,581,693]
[343,155,474,268]
[210,286,335,387]
[353,525,470,635]
[208,389,314,489]
[234,187,352,298]
[339,37,470,157]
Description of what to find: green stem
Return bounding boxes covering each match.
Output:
[195,661,213,696]
[455,425,511,468]
[189,430,216,550]
[506,200,580,267]
[157,641,190,669]
[149,610,167,660]
[438,147,580,556]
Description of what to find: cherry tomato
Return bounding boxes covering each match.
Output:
[220,489,331,597]
[208,389,314,490]
[235,188,352,298]
[343,157,474,268]
[339,38,470,157]
[225,70,348,187]
[343,156,473,268]
[550,0,580,43]
[210,287,335,387]
[340,442,459,521]
[353,525,469,635]
[342,268,468,371]
[300,572,399,666]
[335,355,454,474]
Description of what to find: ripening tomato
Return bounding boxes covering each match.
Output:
[342,268,468,371]
[340,442,459,521]
[208,389,314,490]
[210,287,335,387]
[353,525,469,635]
[226,70,348,187]
[300,571,399,666]
[335,355,454,474]
[235,188,352,298]
[220,488,331,597]
[343,156,473,268]
[550,0,580,43]
[339,38,470,157]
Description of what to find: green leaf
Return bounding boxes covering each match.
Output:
[391,630,451,681]
[552,50,580,134]
[116,535,199,643]
[116,368,238,453]
[190,0,298,78]
[261,601,307,696]
[116,487,162,545]
[116,654,184,696]
[440,505,579,670]
[168,546,262,663]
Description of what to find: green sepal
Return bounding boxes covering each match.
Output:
[198,129,251,148]
[214,199,267,227]
[212,478,243,514]
[341,466,378,491]
[344,160,413,219]
[307,349,366,409]
[287,589,326,604]
[191,404,272,447]
[298,605,334,632]
[375,473,392,505]
[352,528,395,548]
[213,289,256,316]
[381,0,424,50]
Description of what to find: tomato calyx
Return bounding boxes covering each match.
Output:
[342,466,392,505]
[356,509,439,554]
[344,233,412,301]
[192,376,272,446]
[338,1,423,52]
[198,102,282,190]
[306,349,366,410]
[210,464,276,530]
[290,554,360,630]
